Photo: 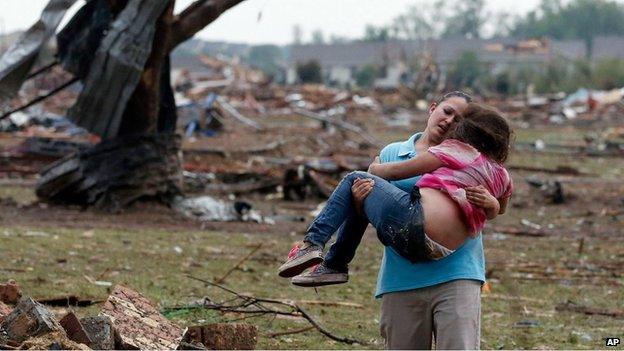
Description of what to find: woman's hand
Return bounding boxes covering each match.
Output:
[367,156,382,176]
[352,177,374,217]
[466,185,500,219]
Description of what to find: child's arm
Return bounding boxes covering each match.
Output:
[368,153,443,180]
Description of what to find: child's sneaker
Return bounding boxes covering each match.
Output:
[290,263,348,287]
[277,242,323,277]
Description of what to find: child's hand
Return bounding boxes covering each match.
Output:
[352,178,374,217]
[466,185,500,219]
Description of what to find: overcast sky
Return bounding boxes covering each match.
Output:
[0,0,583,45]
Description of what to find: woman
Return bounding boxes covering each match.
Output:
[290,91,499,349]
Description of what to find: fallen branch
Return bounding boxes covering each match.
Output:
[266,326,314,338]
[216,97,263,130]
[487,226,547,237]
[184,140,284,157]
[556,301,624,319]
[482,293,547,304]
[0,267,27,273]
[295,300,364,309]
[203,178,281,195]
[0,77,79,121]
[184,274,365,345]
[507,165,586,175]
[292,108,382,147]
[215,244,263,284]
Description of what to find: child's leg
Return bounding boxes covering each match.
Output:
[320,172,413,268]
[281,171,378,278]
[304,171,385,247]
[292,172,414,286]
[323,207,369,272]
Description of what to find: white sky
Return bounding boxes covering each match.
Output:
[0,0,589,45]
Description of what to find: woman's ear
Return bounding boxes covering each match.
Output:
[428,102,437,115]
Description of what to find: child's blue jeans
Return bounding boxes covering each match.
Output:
[304,171,429,269]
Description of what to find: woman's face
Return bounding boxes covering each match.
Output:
[425,96,468,144]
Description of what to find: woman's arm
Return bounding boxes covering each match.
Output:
[368,153,443,180]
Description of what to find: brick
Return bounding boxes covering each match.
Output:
[99,285,185,350]
[185,323,258,350]
[59,312,92,345]
[80,316,115,350]
[0,297,62,343]
[0,280,22,304]
[0,301,11,322]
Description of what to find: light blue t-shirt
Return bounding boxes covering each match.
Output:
[375,132,486,298]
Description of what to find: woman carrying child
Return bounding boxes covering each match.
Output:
[278,96,513,349]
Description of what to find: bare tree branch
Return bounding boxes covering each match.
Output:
[169,0,246,51]
[183,275,367,345]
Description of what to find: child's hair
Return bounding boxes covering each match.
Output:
[450,102,512,163]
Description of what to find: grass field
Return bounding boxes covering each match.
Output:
[1,223,622,349]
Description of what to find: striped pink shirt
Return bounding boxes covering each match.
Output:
[417,139,513,236]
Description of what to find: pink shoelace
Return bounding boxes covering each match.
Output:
[287,244,301,259]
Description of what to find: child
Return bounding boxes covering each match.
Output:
[278,103,513,286]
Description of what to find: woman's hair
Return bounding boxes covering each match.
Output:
[450,102,512,163]
[434,90,473,104]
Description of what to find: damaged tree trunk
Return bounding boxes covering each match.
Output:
[35,0,246,210]
[36,133,182,212]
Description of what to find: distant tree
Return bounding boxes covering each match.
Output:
[593,58,624,89]
[447,51,484,89]
[292,25,303,45]
[311,29,325,44]
[247,45,284,82]
[329,34,350,44]
[390,2,442,40]
[534,59,569,93]
[441,0,487,39]
[510,0,624,57]
[355,64,379,88]
[363,24,391,42]
[296,60,322,83]
[490,11,513,38]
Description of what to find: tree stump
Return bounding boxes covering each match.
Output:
[35,133,182,212]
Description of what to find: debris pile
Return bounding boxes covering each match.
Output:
[0,283,258,350]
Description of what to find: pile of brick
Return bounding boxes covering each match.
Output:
[0,282,257,350]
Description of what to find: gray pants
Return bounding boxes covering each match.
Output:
[380,280,481,350]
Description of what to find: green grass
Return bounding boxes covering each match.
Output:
[1,225,622,349]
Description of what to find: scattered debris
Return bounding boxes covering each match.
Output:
[181,275,366,345]
[99,285,186,350]
[0,280,22,304]
[80,316,115,350]
[0,302,12,322]
[59,312,92,346]
[556,301,624,319]
[19,331,90,350]
[0,298,63,344]
[526,178,565,204]
[185,323,258,350]
[513,319,540,328]
[173,196,266,223]
[37,295,99,308]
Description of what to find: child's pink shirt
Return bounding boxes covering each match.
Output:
[417,139,513,236]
